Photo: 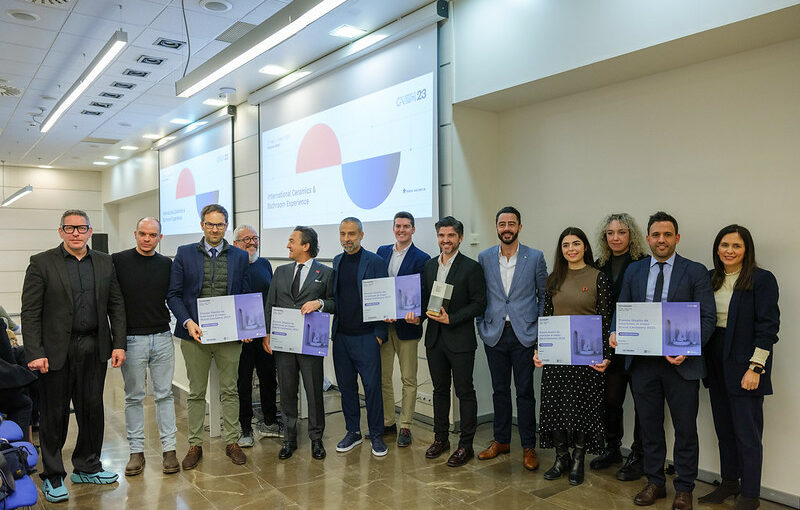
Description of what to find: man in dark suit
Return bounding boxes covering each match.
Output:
[610,211,716,510]
[332,217,390,457]
[376,211,430,447]
[409,216,486,467]
[263,226,335,460]
[166,204,251,469]
[21,209,126,503]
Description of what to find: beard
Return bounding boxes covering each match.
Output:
[248,250,259,263]
[498,230,518,245]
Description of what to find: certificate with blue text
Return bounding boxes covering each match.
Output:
[615,302,702,356]
[197,293,266,344]
[270,307,331,357]
[538,315,604,365]
[362,274,421,321]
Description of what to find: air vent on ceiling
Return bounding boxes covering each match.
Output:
[99,91,123,99]
[89,101,112,108]
[81,137,119,145]
[137,55,165,65]
[0,78,22,97]
[215,21,256,44]
[7,10,41,22]
[81,110,103,116]
[25,0,72,6]
[154,37,186,50]
[122,68,150,78]
[111,81,135,89]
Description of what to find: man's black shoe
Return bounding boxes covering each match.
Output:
[311,440,326,460]
[278,441,298,460]
[617,450,644,481]
[590,447,623,470]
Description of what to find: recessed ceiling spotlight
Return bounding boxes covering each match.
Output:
[38,165,53,169]
[329,24,366,39]
[104,155,120,160]
[6,10,41,22]
[122,69,150,78]
[142,133,161,139]
[92,161,109,166]
[258,64,288,76]
[170,118,191,125]
[120,145,139,151]
[81,110,103,116]
[200,0,232,12]
[111,81,136,89]
[100,91,124,99]
[137,55,166,65]
[89,101,112,108]
[153,37,186,50]
[203,98,227,107]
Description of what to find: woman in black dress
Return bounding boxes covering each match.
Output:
[534,227,612,485]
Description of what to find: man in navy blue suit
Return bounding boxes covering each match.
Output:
[376,212,430,447]
[332,217,390,457]
[610,211,715,510]
[167,204,251,469]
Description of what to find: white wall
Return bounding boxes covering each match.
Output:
[0,166,101,314]
[450,37,800,499]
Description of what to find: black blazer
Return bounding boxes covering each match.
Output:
[420,252,486,352]
[21,245,127,371]
[597,252,646,304]
[708,267,780,396]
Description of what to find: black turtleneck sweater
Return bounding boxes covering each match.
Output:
[336,249,371,335]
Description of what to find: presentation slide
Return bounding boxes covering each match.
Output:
[159,144,233,236]
[261,72,434,229]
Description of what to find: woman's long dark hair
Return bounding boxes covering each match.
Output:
[711,224,756,291]
[546,227,595,295]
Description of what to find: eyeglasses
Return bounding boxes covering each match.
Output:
[62,225,90,234]
[203,222,227,231]
[237,235,259,244]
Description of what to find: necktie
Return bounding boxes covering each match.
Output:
[291,263,304,299]
[210,247,217,260]
[652,262,665,303]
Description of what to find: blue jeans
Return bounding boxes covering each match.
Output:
[333,332,383,438]
[121,331,178,453]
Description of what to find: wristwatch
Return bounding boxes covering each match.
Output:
[749,363,765,375]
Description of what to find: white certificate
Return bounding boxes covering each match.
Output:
[362,274,421,321]
[269,307,331,357]
[197,293,266,344]
[616,302,702,356]
[538,315,604,365]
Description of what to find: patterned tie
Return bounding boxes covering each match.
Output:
[652,262,665,303]
[291,263,304,299]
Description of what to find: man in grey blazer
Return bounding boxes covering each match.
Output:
[263,226,335,461]
[476,206,547,471]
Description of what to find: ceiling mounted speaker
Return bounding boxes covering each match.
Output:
[6,9,40,21]
[200,0,232,13]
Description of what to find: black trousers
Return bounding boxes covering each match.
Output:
[237,339,278,431]
[706,328,764,498]
[274,351,325,442]
[427,340,477,448]
[484,326,537,448]
[604,354,642,452]
[0,388,32,441]
[38,334,107,480]
[630,356,699,493]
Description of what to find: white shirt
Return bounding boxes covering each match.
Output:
[293,259,325,311]
[437,251,459,282]
[499,245,518,321]
[388,243,411,277]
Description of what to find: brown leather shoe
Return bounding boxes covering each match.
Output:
[523,448,539,471]
[477,441,510,460]
[634,483,667,506]
[125,453,145,476]
[672,491,693,510]
[182,445,202,470]
[425,440,450,459]
[163,450,180,474]
[446,446,474,467]
[226,443,247,465]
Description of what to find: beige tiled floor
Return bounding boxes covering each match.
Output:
[29,369,791,509]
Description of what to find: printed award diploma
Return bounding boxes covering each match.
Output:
[362,274,422,321]
[269,307,331,357]
[538,315,605,365]
[615,302,702,356]
[197,293,266,344]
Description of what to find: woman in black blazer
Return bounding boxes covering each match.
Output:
[699,225,779,510]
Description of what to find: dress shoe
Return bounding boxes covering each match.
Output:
[522,448,539,471]
[446,446,474,467]
[698,479,741,503]
[425,440,450,459]
[568,432,586,486]
[226,443,247,465]
[617,450,644,481]
[477,441,510,460]
[162,450,180,474]
[125,452,145,476]
[672,491,693,510]
[590,446,623,470]
[182,445,202,470]
[634,483,667,506]
[279,441,298,459]
[397,428,412,447]
[311,439,326,460]
[733,496,761,510]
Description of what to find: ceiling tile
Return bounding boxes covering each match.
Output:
[0,20,57,50]
[60,12,145,42]
[72,0,168,27]
[0,3,72,32]
[170,0,269,21]
[0,42,49,67]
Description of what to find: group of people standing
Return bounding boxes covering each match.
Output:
[16,204,778,510]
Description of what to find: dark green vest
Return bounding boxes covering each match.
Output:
[199,241,230,298]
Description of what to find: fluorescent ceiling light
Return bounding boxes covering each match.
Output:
[351,33,388,53]
[329,24,365,38]
[170,118,191,125]
[203,98,228,107]
[38,165,53,169]
[142,133,162,139]
[40,31,127,133]
[258,64,288,76]
[155,136,176,148]
[120,145,139,151]
[1,185,33,207]
[185,121,208,133]
[176,0,346,98]
[104,155,120,160]
[92,161,109,166]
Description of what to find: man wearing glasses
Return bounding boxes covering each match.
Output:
[231,224,281,448]
[167,204,251,469]
[21,209,126,503]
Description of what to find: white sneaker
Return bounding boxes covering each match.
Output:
[237,432,255,448]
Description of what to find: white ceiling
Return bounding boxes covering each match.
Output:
[0,0,431,170]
